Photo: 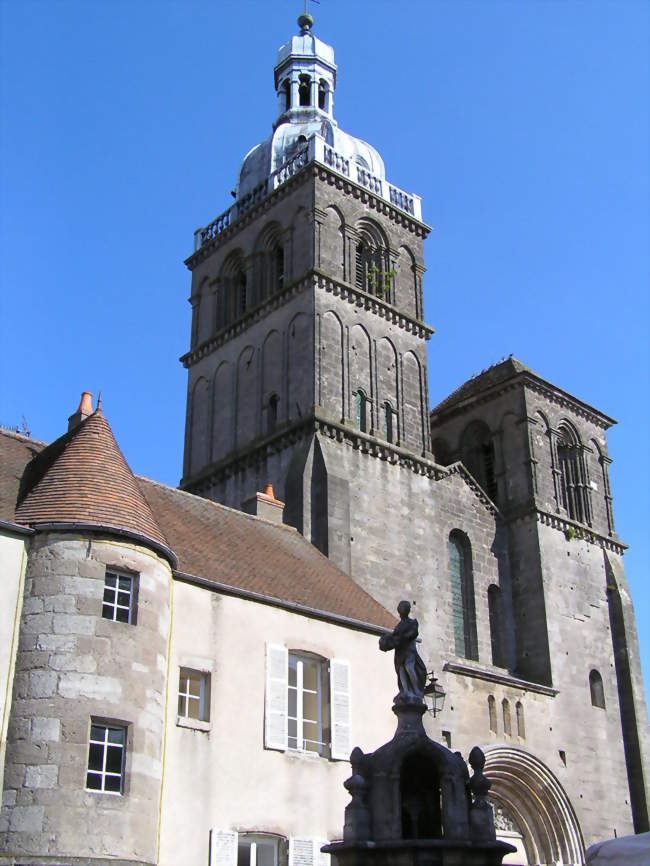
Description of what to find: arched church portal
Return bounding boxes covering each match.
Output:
[484,746,585,866]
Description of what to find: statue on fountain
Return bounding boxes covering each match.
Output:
[379,600,428,703]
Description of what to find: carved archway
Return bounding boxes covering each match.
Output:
[484,746,585,865]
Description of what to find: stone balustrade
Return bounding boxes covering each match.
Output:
[193,134,422,251]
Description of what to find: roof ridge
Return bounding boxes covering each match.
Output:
[137,475,299,534]
[0,427,49,447]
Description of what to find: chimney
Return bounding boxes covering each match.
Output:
[68,391,93,431]
[243,483,285,524]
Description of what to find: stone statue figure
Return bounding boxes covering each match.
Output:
[379,600,428,702]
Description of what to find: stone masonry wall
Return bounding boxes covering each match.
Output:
[0,533,171,865]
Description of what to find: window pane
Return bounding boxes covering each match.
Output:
[257,842,277,866]
[103,586,116,603]
[105,745,123,774]
[187,672,202,697]
[288,717,297,750]
[178,694,186,716]
[88,743,104,771]
[118,576,132,591]
[288,687,297,718]
[86,771,102,789]
[90,725,104,741]
[104,773,122,793]
[115,606,130,623]
[288,658,297,687]
[302,660,318,691]
[105,573,117,588]
[303,720,319,743]
[237,841,251,866]
[117,591,130,607]
[187,696,200,719]
[303,691,318,722]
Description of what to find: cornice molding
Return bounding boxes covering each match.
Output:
[314,164,432,237]
[181,408,501,518]
[314,269,434,339]
[180,269,435,369]
[443,660,559,697]
[430,371,615,430]
[534,509,627,554]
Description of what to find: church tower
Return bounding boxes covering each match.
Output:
[181,13,432,573]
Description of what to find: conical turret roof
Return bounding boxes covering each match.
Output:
[15,407,169,550]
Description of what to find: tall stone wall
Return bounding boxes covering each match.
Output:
[0,533,172,865]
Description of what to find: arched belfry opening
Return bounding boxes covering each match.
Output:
[400,752,442,839]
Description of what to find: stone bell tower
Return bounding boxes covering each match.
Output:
[180,12,433,573]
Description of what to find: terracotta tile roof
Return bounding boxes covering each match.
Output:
[14,410,168,548]
[139,477,397,630]
[0,429,46,523]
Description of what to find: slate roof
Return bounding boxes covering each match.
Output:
[139,477,396,630]
[430,356,615,427]
[13,410,168,548]
[0,429,46,523]
[431,357,532,416]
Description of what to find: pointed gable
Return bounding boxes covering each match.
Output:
[14,409,168,549]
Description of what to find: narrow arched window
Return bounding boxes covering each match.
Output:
[557,424,588,523]
[488,584,505,668]
[281,78,291,111]
[274,244,284,291]
[502,698,512,736]
[516,701,525,738]
[318,79,327,110]
[384,402,396,444]
[448,531,478,661]
[355,241,367,290]
[488,695,497,733]
[267,394,279,433]
[460,420,497,503]
[299,74,311,107]
[237,271,247,315]
[589,669,605,709]
[355,389,369,433]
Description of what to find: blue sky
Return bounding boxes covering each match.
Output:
[1,0,648,704]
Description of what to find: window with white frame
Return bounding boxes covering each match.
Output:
[102,570,136,624]
[86,722,126,794]
[178,668,210,722]
[238,833,280,866]
[288,652,328,755]
[264,644,350,760]
[209,831,329,866]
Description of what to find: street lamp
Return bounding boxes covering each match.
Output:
[423,671,446,717]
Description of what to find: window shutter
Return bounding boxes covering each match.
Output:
[265,642,288,751]
[330,658,351,760]
[314,840,331,866]
[209,829,237,866]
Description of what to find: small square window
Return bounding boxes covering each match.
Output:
[86,723,126,794]
[102,570,136,624]
[178,668,210,722]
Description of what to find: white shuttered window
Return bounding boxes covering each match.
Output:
[265,643,288,750]
[210,829,237,866]
[330,658,351,760]
[289,838,330,866]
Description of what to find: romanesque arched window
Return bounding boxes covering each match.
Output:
[318,78,327,110]
[460,420,497,502]
[589,669,605,709]
[488,584,506,668]
[516,701,525,738]
[355,389,369,433]
[502,698,512,736]
[354,221,389,301]
[384,401,397,444]
[557,423,589,524]
[448,531,478,661]
[488,695,497,733]
[219,252,247,328]
[298,74,311,106]
[273,244,285,291]
[237,270,247,316]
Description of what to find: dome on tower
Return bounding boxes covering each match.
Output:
[235,15,386,200]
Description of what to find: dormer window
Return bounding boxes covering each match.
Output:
[318,79,327,110]
[298,74,311,107]
[281,78,291,111]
